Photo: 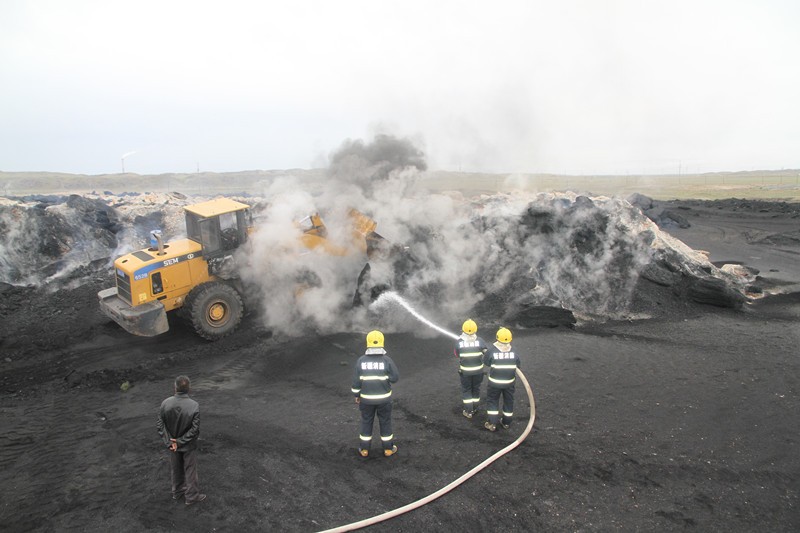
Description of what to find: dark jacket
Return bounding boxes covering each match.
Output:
[351,348,400,405]
[485,342,520,389]
[157,392,200,452]
[454,334,488,376]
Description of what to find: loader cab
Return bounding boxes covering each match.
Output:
[184,198,252,260]
[298,213,327,237]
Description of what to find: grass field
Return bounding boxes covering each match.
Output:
[424,169,800,201]
[2,169,799,201]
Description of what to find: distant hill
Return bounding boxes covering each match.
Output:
[1,168,798,201]
[0,169,325,196]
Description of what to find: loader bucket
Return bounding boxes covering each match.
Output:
[353,232,419,307]
[98,287,170,336]
[353,263,392,307]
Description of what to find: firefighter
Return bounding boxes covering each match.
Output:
[484,327,520,432]
[352,330,400,457]
[454,318,489,419]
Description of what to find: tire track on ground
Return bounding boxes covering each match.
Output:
[186,338,290,392]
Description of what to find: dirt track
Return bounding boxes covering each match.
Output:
[1,199,799,532]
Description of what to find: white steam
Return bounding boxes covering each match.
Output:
[238,177,370,334]
[0,136,732,338]
[237,135,658,337]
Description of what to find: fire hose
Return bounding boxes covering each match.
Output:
[317,367,536,532]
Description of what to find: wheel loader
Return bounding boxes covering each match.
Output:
[98,197,399,340]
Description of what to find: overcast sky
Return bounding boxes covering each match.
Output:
[1,0,798,176]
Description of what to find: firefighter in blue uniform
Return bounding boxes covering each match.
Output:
[484,327,520,432]
[454,319,489,419]
[352,330,400,457]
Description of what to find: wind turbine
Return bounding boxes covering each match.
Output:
[121,151,137,173]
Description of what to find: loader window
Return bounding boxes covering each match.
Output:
[219,212,237,232]
[236,209,250,243]
[186,212,202,243]
[219,212,240,251]
[186,212,223,254]
[199,218,221,256]
[298,215,314,231]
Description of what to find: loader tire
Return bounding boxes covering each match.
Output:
[185,281,244,341]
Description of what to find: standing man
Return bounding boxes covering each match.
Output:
[484,327,520,432]
[157,375,206,505]
[352,330,400,458]
[454,318,488,419]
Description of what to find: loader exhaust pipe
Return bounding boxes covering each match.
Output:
[150,230,166,256]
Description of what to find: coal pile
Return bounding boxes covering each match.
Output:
[628,192,691,228]
[0,192,199,286]
[0,195,118,284]
[0,189,755,337]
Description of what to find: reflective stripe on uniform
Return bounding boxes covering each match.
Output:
[491,364,517,369]
[360,375,389,381]
[460,351,483,357]
[381,434,394,441]
[489,376,515,384]
[351,388,361,394]
[360,435,372,441]
[503,411,513,417]
[361,391,392,400]
[462,398,479,404]
[459,364,483,372]
[486,410,499,415]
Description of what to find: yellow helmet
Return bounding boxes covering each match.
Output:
[366,330,384,348]
[496,327,512,343]
[462,319,478,335]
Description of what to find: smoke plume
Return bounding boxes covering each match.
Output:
[239,134,666,336]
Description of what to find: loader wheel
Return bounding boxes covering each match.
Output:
[186,282,244,341]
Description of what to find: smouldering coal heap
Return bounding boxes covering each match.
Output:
[0,189,749,334]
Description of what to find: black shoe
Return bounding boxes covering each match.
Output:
[462,410,473,419]
[501,423,510,430]
[172,492,185,500]
[185,494,207,506]
[384,445,398,457]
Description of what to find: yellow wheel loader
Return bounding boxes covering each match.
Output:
[98,197,398,340]
[98,198,252,340]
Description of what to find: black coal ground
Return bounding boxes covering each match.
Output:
[1,199,799,532]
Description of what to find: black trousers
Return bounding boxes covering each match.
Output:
[169,449,201,501]
[459,373,483,413]
[486,384,515,426]
[359,401,394,450]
